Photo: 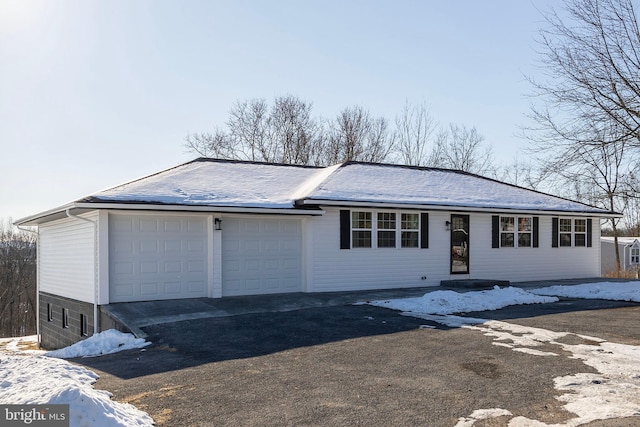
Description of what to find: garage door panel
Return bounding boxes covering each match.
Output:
[222,217,302,296]
[109,214,208,303]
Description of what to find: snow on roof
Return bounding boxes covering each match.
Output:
[84,159,323,209]
[601,236,640,245]
[22,158,612,222]
[304,162,609,213]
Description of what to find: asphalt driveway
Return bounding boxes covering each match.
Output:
[79,295,640,427]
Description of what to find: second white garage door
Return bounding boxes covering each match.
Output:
[222,217,303,296]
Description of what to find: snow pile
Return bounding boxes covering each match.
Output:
[0,355,153,426]
[368,286,558,315]
[45,329,151,359]
[533,281,640,302]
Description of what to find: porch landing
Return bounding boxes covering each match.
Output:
[440,279,511,289]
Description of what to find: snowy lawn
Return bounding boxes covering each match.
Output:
[369,282,640,427]
[532,280,640,302]
[0,330,153,427]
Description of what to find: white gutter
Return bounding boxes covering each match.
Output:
[298,199,620,218]
[72,202,325,215]
[65,209,100,335]
[15,225,40,345]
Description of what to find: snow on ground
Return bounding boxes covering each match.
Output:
[45,329,151,359]
[368,285,558,315]
[533,281,640,302]
[0,335,43,355]
[370,284,640,427]
[0,330,154,427]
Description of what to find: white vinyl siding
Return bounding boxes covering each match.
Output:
[309,208,601,292]
[473,215,600,280]
[39,212,98,303]
[311,208,443,291]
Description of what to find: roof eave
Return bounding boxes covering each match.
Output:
[297,198,620,217]
[16,201,325,226]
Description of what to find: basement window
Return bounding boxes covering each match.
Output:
[47,304,53,322]
[62,308,69,329]
[80,314,88,337]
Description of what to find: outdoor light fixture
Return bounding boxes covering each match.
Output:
[214,218,222,231]
[445,220,451,231]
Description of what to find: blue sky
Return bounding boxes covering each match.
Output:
[0,0,556,220]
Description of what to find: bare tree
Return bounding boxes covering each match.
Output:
[0,219,37,337]
[268,95,319,165]
[185,96,323,165]
[323,106,395,164]
[499,155,545,190]
[527,0,640,148]
[395,101,442,166]
[184,128,234,159]
[432,123,496,175]
[532,119,636,271]
[525,0,640,272]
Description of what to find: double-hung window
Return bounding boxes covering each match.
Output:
[401,213,420,248]
[351,211,372,248]
[499,216,532,248]
[574,219,587,247]
[559,218,572,247]
[517,217,532,247]
[377,212,396,248]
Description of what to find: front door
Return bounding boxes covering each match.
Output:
[450,214,469,274]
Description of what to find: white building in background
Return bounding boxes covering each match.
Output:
[601,236,640,274]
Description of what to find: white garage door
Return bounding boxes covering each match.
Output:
[222,217,302,296]
[109,214,208,303]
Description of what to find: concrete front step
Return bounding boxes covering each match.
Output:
[440,279,511,289]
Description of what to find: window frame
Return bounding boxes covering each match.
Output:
[499,216,533,248]
[349,210,422,249]
[401,213,420,248]
[574,219,587,247]
[62,308,69,329]
[631,245,640,265]
[556,218,591,248]
[80,314,88,337]
[351,211,373,248]
[377,212,397,248]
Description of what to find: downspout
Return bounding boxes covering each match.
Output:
[16,225,39,343]
[65,209,99,335]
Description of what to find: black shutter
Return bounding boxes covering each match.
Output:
[340,210,350,249]
[492,215,500,248]
[420,213,429,249]
[587,218,593,247]
[533,217,539,248]
[552,217,559,248]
